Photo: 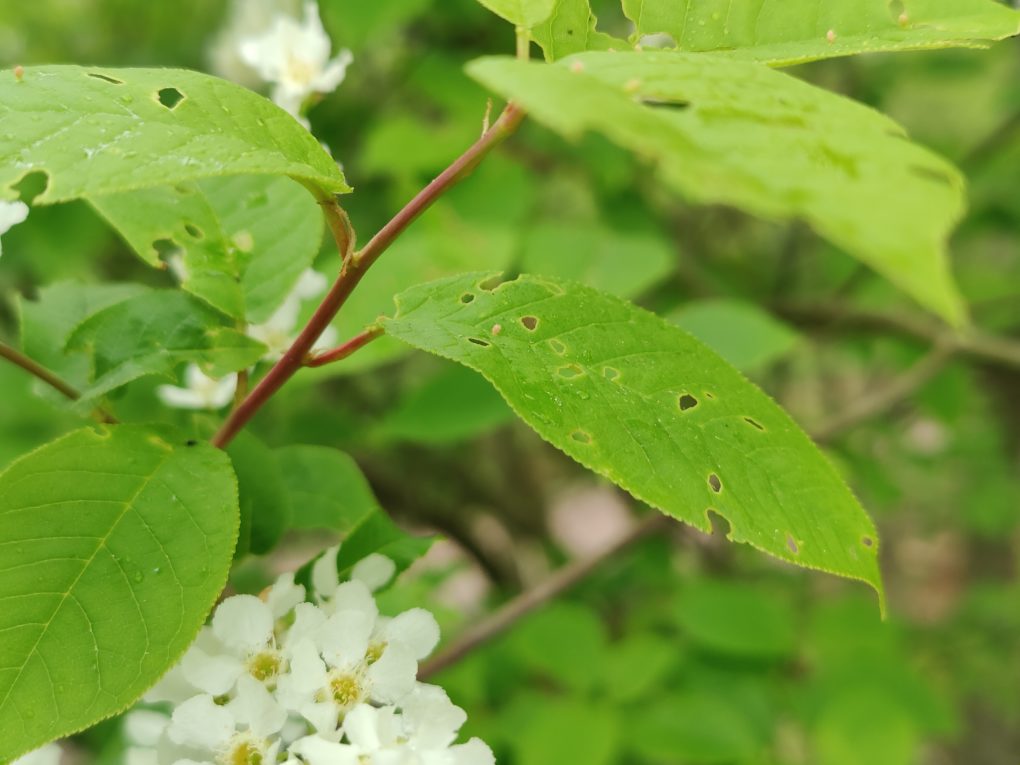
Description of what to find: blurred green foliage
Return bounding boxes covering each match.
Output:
[1,1,1018,763]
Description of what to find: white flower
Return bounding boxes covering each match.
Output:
[275,579,428,730]
[291,687,494,765]
[129,559,487,765]
[0,199,29,257]
[157,364,238,410]
[11,744,61,765]
[239,0,352,120]
[247,269,337,361]
[311,548,395,600]
[209,0,302,87]
[352,553,397,592]
[123,709,171,765]
[167,675,286,765]
[182,576,305,696]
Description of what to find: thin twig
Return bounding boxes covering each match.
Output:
[0,341,116,423]
[810,344,955,444]
[304,326,383,367]
[961,108,1020,172]
[211,103,526,449]
[418,512,669,680]
[776,302,1020,371]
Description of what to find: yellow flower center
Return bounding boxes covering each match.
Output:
[247,650,282,684]
[329,672,362,707]
[220,737,265,765]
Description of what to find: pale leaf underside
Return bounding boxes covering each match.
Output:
[468,51,967,324]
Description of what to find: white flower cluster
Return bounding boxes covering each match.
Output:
[132,550,493,765]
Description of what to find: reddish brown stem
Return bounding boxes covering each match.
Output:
[211,103,525,449]
[304,326,383,367]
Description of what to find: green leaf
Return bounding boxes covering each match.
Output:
[226,433,292,558]
[467,52,967,324]
[383,272,882,596]
[19,282,149,393]
[513,699,621,765]
[290,462,434,595]
[376,363,513,445]
[627,691,762,763]
[668,300,800,372]
[532,0,627,59]
[275,445,379,532]
[814,690,920,765]
[0,364,80,471]
[674,579,796,659]
[317,173,523,375]
[505,603,608,692]
[67,290,266,404]
[475,0,556,27]
[0,66,348,205]
[599,634,676,703]
[90,176,324,321]
[521,220,674,298]
[0,425,239,762]
[531,0,1019,65]
[334,511,433,582]
[620,0,1020,66]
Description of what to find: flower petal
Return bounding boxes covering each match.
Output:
[400,684,466,750]
[311,545,340,599]
[366,643,417,704]
[167,695,234,751]
[317,609,372,668]
[342,704,398,750]
[285,602,328,651]
[351,554,396,592]
[265,572,306,618]
[11,744,62,765]
[450,738,497,765]
[384,608,440,660]
[299,700,341,735]
[123,709,171,748]
[228,674,287,738]
[212,594,274,651]
[289,735,361,765]
[329,580,378,621]
[181,646,244,696]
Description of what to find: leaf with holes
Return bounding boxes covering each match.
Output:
[476,0,556,27]
[533,0,1020,65]
[468,52,967,325]
[305,194,520,378]
[67,290,266,406]
[532,0,627,59]
[0,425,239,762]
[0,66,349,207]
[621,0,1020,66]
[383,272,883,598]
[90,176,324,321]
